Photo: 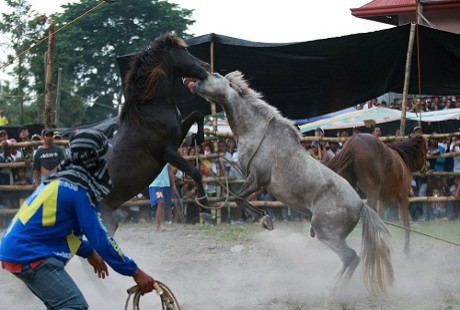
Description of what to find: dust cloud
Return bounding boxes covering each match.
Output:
[1,222,459,309]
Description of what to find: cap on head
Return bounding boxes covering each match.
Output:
[41,128,54,136]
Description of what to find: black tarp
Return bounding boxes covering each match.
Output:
[117,24,460,120]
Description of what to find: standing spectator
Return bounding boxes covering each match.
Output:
[421,135,446,220]
[0,109,9,126]
[33,128,64,187]
[149,163,176,231]
[0,129,155,309]
[15,127,34,181]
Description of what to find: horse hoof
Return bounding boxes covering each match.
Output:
[260,216,274,231]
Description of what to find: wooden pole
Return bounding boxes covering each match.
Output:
[55,67,62,126]
[399,23,416,136]
[208,40,223,225]
[44,19,56,128]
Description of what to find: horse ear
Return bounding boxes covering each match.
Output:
[229,81,243,94]
[226,71,245,94]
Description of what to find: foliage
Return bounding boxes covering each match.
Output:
[0,0,48,124]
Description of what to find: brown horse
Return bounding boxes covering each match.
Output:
[327,133,427,254]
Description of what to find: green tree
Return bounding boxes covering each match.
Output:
[0,0,48,125]
[31,0,195,125]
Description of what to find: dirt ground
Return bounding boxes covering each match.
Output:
[1,220,459,310]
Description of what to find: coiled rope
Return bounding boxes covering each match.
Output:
[125,281,181,310]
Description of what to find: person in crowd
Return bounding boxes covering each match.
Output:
[0,109,9,126]
[323,141,340,163]
[0,129,155,309]
[429,181,448,220]
[12,167,32,186]
[149,163,176,231]
[218,139,232,174]
[337,129,349,149]
[308,141,319,159]
[201,142,218,198]
[226,137,237,155]
[314,127,327,160]
[33,128,65,187]
[420,135,446,220]
[372,126,382,138]
[0,129,8,142]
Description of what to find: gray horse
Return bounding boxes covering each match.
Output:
[189,71,394,295]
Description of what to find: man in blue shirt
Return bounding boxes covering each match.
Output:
[0,129,155,309]
[149,163,176,231]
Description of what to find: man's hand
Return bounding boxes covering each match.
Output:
[87,251,109,279]
[133,268,155,294]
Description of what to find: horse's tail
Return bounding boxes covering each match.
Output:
[360,203,394,296]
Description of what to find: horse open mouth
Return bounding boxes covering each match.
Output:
[182,77,199,91]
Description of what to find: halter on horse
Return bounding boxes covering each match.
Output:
[190,71,394,296]
[101,33,210,235]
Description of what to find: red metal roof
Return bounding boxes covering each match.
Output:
[352,0,460,14]
[351,0,416,17]
[351,0,460,25]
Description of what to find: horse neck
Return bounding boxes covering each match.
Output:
[221,99,259,138]
[122,75,178,124]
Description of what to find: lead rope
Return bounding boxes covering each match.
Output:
[125,281,181,310]
[384,221,460,247]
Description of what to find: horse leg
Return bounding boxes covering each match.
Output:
[315,231,359,292]
[165,149,208,206]
[399,197,411,255]
[180,111,205,145]
[235,172,273,230]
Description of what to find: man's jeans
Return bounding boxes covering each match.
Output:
[12,257,88,310]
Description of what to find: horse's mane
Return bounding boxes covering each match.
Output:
[226,71,302,142]
[120,32,187,124]
[389,136,427,171]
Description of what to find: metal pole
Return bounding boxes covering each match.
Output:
[399,23,416,136]
[44,19,55,128]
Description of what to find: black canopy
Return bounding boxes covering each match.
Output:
[117,24,460,120]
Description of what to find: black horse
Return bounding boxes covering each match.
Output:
[101,33,210,235]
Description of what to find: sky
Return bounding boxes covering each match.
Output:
[1,0,392,43]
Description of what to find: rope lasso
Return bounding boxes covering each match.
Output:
[125,281,181,310]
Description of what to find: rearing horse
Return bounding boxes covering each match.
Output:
[190,71,394,296]
[327,134,428,255]
[101,33,210,235]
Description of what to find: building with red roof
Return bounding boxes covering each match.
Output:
[351,0,460,34]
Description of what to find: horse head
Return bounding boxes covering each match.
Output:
[122,32,210,124]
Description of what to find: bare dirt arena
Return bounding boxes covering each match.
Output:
[1,220,459,309]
